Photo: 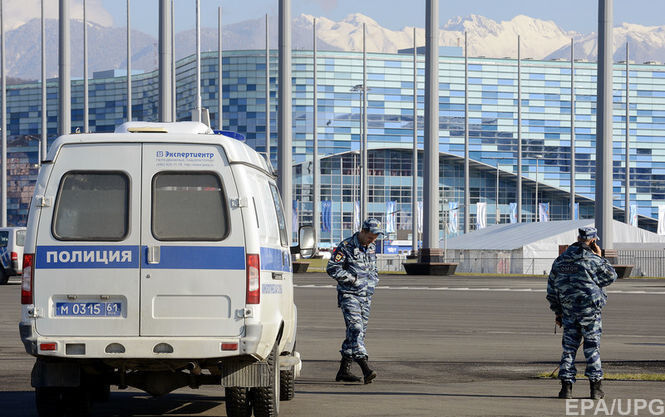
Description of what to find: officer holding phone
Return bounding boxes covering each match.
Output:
[546,227,618,400]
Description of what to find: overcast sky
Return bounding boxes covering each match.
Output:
[6,0,665,35]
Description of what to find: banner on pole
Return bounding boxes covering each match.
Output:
[573,202,580,220]
[509,202,517,223]
[322,200,332,232]
[448,201,459,234]
[630,204,638,227]
[658,206,665,235]
[538,202,550,222]
[386,201,397,233]
[476,202,487,230]
[353,200,360,232]
[417,201,423,234]
[292,200,299,234]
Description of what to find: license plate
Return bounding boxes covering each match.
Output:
[55,302,122,317]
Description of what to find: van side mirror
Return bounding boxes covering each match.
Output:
[297,225,315,259]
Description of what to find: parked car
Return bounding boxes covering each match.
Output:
[0,226,26,284]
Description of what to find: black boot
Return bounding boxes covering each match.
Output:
[558,381,573,399]
[335,355,361,382]
[590,380,604,400]
[354,356,377,384]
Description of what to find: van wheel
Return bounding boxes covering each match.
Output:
[35,387,66,417]
[225,387,252,417]
[0,269,8,285]
[251,343,280,417]
[279,368,295,401]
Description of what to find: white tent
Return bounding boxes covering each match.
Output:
[442,220,665,275]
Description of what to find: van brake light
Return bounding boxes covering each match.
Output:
[21,254,34,305]
[246,254,260,304]
[11,252,18,261]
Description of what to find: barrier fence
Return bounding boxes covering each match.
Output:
[377,251,665,277]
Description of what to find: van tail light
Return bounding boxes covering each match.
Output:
[21,254,34,305]
[11,252,18,261]
[246,254,260,304]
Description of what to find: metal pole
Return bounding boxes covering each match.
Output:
[340,156,343,242]
[265,14,269,157]
[58,0,71,136]
[625,42,630,223]
[83,0,88,131]
[1,0,6,226]
[195,0,201,122]
[517,35,522,222]
[278,0,293,240]
[412,27,418,253]
[423,0,440,249]
[496,163,499,224]
[126,0,131,121]
[41,0,47,160]
[595,0,614,248]
[570,38,576,219]
[464,31,470,233]
[171,0,175,121]
[536,157,539,222]
[313,18,320,250]
[159,0,172,122]
[218,7,223,130]
[362,23,368,221]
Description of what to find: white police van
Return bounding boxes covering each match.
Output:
[0,226,26,284]
[19,122,310,417]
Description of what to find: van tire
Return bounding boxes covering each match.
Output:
[251,343,280,417]
[225,387,252,417]
[35,387,66,417]
[0,269,8,285]
[279,368,295,401]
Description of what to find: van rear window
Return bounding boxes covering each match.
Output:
[152,172,229,241]
[53,172,129,241]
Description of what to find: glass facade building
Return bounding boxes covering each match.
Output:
[2,50,664,242]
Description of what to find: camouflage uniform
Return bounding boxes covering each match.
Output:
[327,233,379,359]
[547,241,617,382]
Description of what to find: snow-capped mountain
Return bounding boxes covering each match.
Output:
[6,13,665,81]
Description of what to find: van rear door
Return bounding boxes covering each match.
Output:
[139,144,246,337]
[33,143,142,337]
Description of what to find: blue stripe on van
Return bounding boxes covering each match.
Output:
[141,246,246,270]
[260,247,292,273]
[35,245,141,269]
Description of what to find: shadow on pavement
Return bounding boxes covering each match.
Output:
[296,390,554,400]
[0,391,225,417]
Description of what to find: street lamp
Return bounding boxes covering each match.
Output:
[535,154,543,222]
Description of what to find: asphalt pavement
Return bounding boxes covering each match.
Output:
[1,273,663,416]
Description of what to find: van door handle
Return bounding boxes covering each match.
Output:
[147,246,161,264]
[272,272,283,280]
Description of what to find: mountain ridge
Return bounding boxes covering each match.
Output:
[6,13,665,81]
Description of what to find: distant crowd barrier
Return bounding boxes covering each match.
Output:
[377,250,664,277]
